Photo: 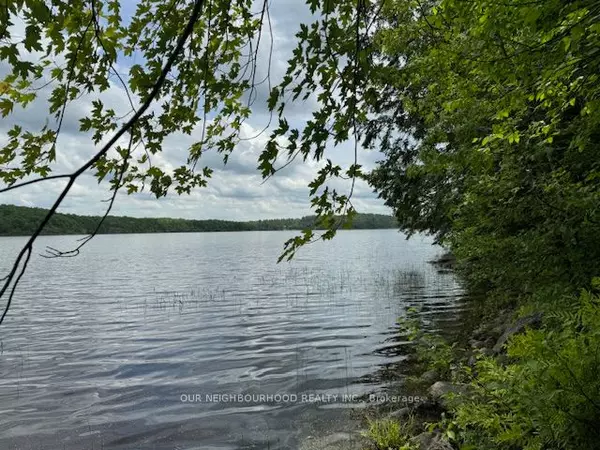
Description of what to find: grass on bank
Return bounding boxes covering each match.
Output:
[362,417,418,450]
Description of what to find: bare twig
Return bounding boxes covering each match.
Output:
[42,133,134,258]
[0,173,72,194]
[50,17,95,160]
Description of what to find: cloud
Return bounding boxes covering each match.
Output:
[0,2,391,221]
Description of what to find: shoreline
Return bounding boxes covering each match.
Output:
[0,204,398,237]
[352,253,532,450]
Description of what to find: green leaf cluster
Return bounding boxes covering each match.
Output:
[450,290,600,450]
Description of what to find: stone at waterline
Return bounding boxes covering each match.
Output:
[410,432,453,450]
[299,432,368,450]
[420,369,440,384]
[468,339,486,349]
[386,406,412,419]
[428,381,470,409]
[479,347,495,357]
[493,312,543,354]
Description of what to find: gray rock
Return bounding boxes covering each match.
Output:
[421,369,440,384]
[429,381,468,398]
[469,339,485,349]
[471,326,487,339]
[404,353,419,364]
[411,432,453,450]
[467,355,477,366]
[299,432,367,450]
[479,347,495,357]
[493,313,543,353]
[428,381,469,408]
[490,324,505,336]
[387,406,412,419]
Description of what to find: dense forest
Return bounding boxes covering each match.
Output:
[0,204,397,236]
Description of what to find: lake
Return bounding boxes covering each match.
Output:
[0,230,465,449]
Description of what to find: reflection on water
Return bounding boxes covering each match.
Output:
[0,230,465,449]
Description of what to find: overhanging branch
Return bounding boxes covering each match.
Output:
[0,0,207,327]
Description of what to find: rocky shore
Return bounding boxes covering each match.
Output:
[312,254,545,450]
[364,301,543,450]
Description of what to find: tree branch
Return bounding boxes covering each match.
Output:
[42,133,134,258]
[0,0,206,326]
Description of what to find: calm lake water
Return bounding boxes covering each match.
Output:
[0,230,464,449]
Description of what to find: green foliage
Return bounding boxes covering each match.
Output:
[0,0,266,195]
[0,204,397,236]
[1,0,380,255]
[443,290,600,450]
[368,0,600,293]
[2,0,599,260]
[256,0,600,287]
[3,3,600,447]
[362,418,418,450]
[275,3,600,445]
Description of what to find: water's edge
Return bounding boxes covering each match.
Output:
[0,230,466,449]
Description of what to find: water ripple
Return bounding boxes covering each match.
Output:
[0,230,465,449]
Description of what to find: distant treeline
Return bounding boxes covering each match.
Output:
[0,204,397,236]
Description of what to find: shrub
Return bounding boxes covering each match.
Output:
[448,289,600,450]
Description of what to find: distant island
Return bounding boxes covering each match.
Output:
[0,204,398,236]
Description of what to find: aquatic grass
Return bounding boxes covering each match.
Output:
[140,266,462,322]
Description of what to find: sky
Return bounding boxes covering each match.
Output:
[0,0,391,221]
